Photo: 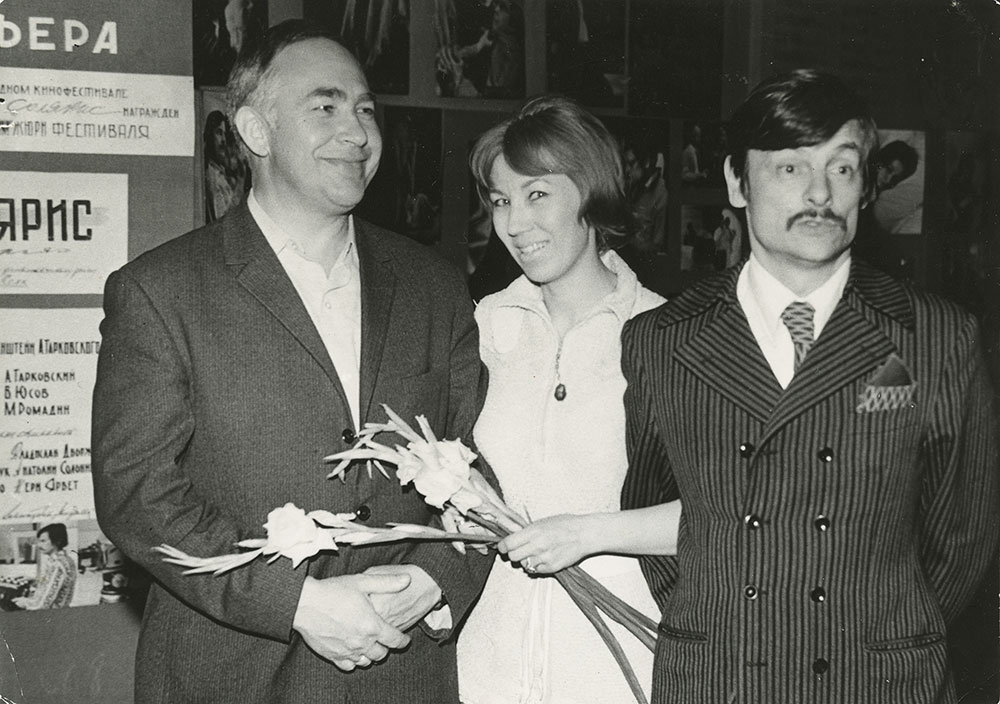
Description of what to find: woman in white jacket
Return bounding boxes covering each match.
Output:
[457,95,681,704]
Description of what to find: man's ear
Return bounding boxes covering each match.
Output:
[234,105,270,158]
[723,155,748,209]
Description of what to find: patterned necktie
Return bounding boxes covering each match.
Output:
[781,301,815,373]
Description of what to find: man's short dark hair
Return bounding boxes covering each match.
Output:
[226,19,341,149]
[726,69,880,202]
[38,523,68,550]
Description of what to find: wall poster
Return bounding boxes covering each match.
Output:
[0,171,128,295]
[0,309,140,610]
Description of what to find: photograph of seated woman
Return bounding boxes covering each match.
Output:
[13,524,76,610]
[456,95,681,704]
[203,109,249,222]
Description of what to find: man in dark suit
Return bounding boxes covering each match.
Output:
[621,69,998,703]
[92,20,491,703]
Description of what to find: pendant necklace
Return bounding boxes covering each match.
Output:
[554,344,566,401]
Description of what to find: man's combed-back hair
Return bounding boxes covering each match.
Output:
[727,69,880,202]
[226,19,340,150]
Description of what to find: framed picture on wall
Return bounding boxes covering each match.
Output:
[546,0,626,107]
[942,131,991,310]
[357,106,443,245]
[433,0,525,99]
[680,204,745,273]
[195,88,251,226]
[602,117,670,252]
[303,0,410,94]
[871,129,925,235]
[679,120,728,189]
[193,0,269,87]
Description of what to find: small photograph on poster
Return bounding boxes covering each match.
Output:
[433,0,525,99]
[871,129,925,235]
[198,89,251,225]
[193,0,270,87]
[0,520,147,610]
[357,107,442,245]
[303,0,410,94]
[681,204,744,273]
[680,121,728,189]
[546,0,626,107]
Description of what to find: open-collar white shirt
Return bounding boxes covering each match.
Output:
[249,191,362,429]
[736,253,850,389]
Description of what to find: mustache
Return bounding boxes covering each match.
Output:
[786,209,847,232]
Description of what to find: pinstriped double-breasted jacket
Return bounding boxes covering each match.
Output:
[620,260,999,704]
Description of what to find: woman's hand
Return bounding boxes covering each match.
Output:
[497,514,600,574]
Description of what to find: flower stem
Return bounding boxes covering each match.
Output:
[555,570,650,704]
[560,565,657,652]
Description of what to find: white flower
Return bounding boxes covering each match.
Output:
[436,439,476,479]
[396,445,425,485]
[263,503,320,552]
[415,470,464,508]
[449,486,483,514]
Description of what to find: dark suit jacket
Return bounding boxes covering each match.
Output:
[621,261,999,704]
[92,206,491,703]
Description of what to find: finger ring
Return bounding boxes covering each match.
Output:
[522,558,535,573]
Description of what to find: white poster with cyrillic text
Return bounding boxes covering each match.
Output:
[0,308,101,525]
[0,171,127,294]
[0,66,194,156]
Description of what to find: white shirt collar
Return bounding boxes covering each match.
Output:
[248,189,358,269]
[496,249,641,324]
[742,253,850,343]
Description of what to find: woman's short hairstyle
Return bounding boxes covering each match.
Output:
[38,523,68,550]
[726,69,880,203]
[469,94,629,248]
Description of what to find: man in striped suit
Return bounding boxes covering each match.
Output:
[621,69,998,703]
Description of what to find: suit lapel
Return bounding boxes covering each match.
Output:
[674,302,783,423]
[355,221,397,424]
[758,261,912,443]
[221,206,352,413]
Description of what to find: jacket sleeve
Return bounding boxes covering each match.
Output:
[919,313,1000,623]
[92,268,305,642]
[397,268,494,635]
[620,316,679,613]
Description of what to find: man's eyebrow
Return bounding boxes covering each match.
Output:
[309,87,347,102]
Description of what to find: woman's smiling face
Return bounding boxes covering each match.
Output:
[487,155,596,288]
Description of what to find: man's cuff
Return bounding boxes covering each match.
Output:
[419,600,452,639]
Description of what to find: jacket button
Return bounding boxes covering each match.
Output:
[743,585,758,600]
[812,658,829,675]
[810,587,826,603]
[342,428,357,444]
[817,447,834,463]
[739,442,755,459]
[355,504,371,521]
[744,514,762,530]
[814,515,831,532]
